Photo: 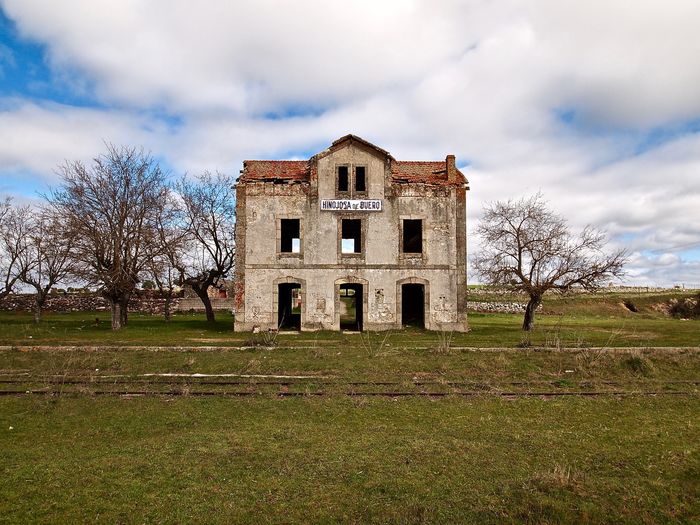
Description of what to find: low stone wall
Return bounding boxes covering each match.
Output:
[467,301,540,314]
[0,294,235,315]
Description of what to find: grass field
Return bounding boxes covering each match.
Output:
[0,289,697,523]
[0,303,698,349]
[1,395,697,524]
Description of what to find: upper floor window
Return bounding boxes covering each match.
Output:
[341,219,362,254]
[402,219,423,254]
[337,166,349,193]
[355,166,366,192]
[336,165,367,196]
[280,218,301,254]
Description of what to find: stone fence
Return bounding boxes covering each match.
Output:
[0,294,234,315]
[466,301,539,314]
[468,285,697,296]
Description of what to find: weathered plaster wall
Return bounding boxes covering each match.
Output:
[234,142,468,332]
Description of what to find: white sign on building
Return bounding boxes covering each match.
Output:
[320,199,383,211]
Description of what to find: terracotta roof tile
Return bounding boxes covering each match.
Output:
[237,137,468,187]
[239,160,309,183]
[391,161,467,187]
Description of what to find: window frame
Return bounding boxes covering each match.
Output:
[277,216,303,258]
[399,216,426,260]
[353,165,367,195]
[338,216,365,259]
[336,164,350,195]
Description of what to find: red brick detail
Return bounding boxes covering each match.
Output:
[237,136,468,188]
[239,160,310,183]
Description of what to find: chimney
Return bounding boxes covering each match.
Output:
[446,155,456,181]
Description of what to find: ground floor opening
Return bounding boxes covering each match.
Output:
[401,283,425,328]
[339,283,363,331]
[278,283,302,330]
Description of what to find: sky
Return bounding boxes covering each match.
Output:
[0,0,699,287]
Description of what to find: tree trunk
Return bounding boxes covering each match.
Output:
[522,295,542,331]
[119,296,129,326]
[164,295,172,322]
[193,285,215,323]
[110,301,123,331]
[33,293,46,324]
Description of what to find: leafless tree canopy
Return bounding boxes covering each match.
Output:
[145,189,189,321]
[473,193,627,330]
[17,207,76,323]
[47,144,169,330]
[175,171,236,323]
[0,198,31,300]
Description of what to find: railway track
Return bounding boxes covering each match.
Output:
[0,373,697,398]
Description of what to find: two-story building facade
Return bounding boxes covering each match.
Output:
[233,134,469,332]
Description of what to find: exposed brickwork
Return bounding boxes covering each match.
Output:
[238,135,469,188]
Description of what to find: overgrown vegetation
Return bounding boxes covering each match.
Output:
[669,292,700,319]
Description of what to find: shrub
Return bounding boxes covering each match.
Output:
[623,354,655,376]
[668,293,700,319]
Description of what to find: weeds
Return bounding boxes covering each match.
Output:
[532,464,581,492]
[431,328,455,355]
[575,348,607,373]
[359,330,392,357]
[516,332,532,348]
[622,352,655,376]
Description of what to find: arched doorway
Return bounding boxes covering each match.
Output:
[273,277,306,330]
[334,277,368,331]
[396,277,430,329]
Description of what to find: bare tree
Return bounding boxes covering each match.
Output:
[176,171,236,323]
[17,208,75,323]
[473,194,627,331]
[47,144,168,330]
[0,198,30,300]
[146,190,189,321]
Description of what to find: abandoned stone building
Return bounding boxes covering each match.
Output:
[233,135,469,332]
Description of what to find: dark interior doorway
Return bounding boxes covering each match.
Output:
[278,283,301,330]
[339,283,363,331]
[401,283,425,328]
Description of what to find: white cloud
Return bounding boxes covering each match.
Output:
[1,0,699,286]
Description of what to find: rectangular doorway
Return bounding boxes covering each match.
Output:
[339,283,363,331]
[401,283,425,328]
[278,283,301,330]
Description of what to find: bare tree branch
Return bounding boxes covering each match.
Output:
[46,144,169,330]
[472,193,628,331]
[175,171,236,323]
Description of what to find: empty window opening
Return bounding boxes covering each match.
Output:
[403,219,423,253]
[401,283,425,328]
[355,166,366,192]
[280,219,300,253]
[278,283,301,330]
[339,283,363,331]
[341,219,362,254]
[337,166,349,192]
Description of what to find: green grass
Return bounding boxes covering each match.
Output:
[1,395,697,524]
[0,291,697,522]
[0,308,698,348]
[1,344,699,387]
